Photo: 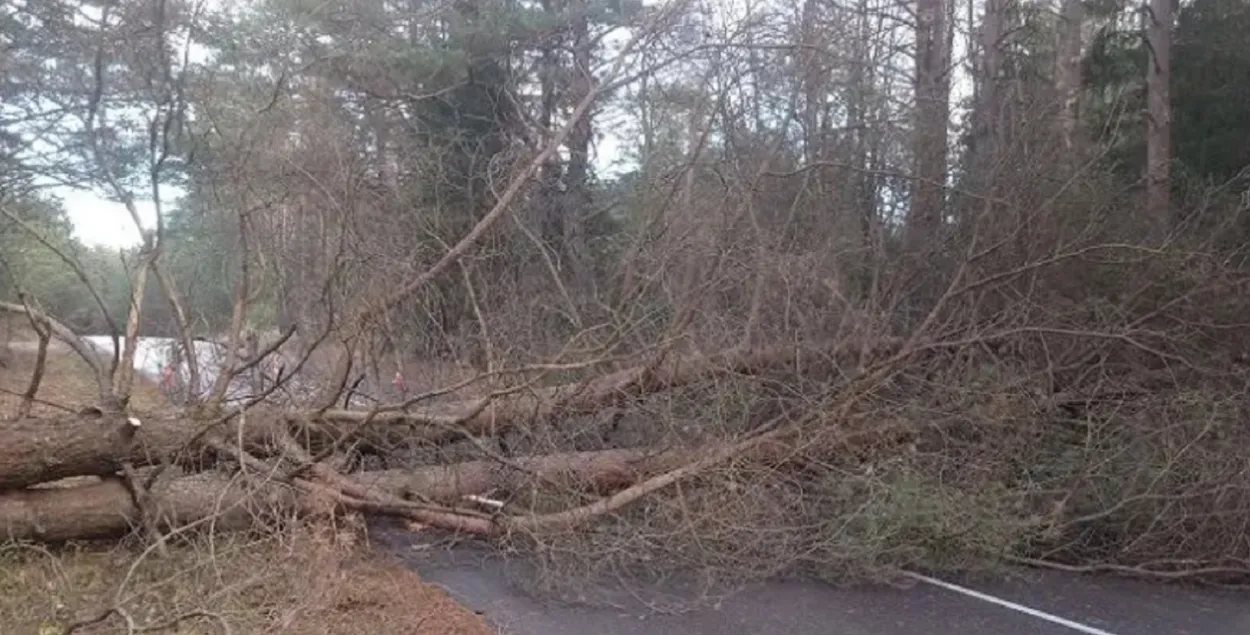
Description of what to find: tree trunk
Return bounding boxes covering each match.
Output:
[316,340,892,443]
[364,446,714,502]
[0,411,290,490]
[0,339,899,530]
[1054,0,1084,152]
[1,472,297,543]
[563,0,596,298]
[971,0,1006,180]
[114,249,156,409]
[0,301,113,404]
[907,0,952,249]
[1,438,799,543]
[1145,0,1173,234]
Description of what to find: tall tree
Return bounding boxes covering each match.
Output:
[1144,0,1173,232]
[908,0,953,248]
[1055,0,1085,152]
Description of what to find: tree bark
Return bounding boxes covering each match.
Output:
[0,342,893,493]
[1145,0,1173,234]
[1054,0,1084,152]
[314,341,887,443]
[0,412,281,490]
[907,0,952,249]
[115,249,155,408]
[970,0,1006,178]
[563,0,596,297]
[0,440,796,543]
[363,447,709,502]
[1,472,296,543]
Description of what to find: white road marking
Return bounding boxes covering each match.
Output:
[904,571,1125,635]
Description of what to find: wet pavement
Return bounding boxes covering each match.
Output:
[371,523,1250,635]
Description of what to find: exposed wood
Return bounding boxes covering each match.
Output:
[0,342,889,492]
[0,472,296,543]
[0,435,800,543]
[0,411,282,490]
[315,342,886,442]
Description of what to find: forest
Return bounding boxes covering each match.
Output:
[3,0,1250,608]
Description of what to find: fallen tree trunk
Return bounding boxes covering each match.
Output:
[359,447,705,502]
[0,437,800,543]
[0,343,854,489]
[0,472,297,542]
[315,341,884,443]
[0,411,284,490]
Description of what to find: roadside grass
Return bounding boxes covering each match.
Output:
[0,527,495,635]
[0,323,495,635]
[0,335,172,419]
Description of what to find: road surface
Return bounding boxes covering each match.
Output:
[371,522,1250,635]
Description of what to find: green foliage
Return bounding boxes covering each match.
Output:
[845,475,1022,573]
[157,203,242,334]
[0,197,78,302]
[0,194,132,333]
[1082,16,1147,172]
[1082,0,1250,186]
[1172,0,1250,184]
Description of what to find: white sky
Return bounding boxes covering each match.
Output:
[60,188,165,248]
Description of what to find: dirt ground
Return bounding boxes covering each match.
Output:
[0,320,498,635]
[0,329,173,418]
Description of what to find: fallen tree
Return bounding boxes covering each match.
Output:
[0,410,284,490]
[1,472,297,543]
[311,339,896,441]
[0,340,884,491]
[0,433,800,542]
[0,336,842,545]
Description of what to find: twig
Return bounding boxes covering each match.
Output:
[119,459,171,558]
[18,295,51,417]
[0,299,113,405]
[1006,554,1250,583]
[0,386,79,413]
[136,609,233,635]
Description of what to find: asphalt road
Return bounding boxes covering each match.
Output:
[371,523,1250,635]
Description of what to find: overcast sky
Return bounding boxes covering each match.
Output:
[61,188,165,248]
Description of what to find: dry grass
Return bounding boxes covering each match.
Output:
[0,325,172,419]
[0,319,496,635]
[0,526,496,635]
